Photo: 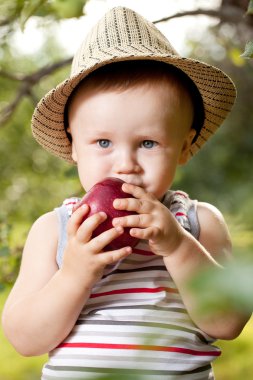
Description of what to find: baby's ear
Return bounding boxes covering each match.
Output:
[178,129,196,165]
[71,143,77,163]
[67,127,77,163]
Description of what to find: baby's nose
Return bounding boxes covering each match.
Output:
[115,151,141,174]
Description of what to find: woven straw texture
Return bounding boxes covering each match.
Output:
[32,6,236,163]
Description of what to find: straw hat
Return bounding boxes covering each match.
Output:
[31,6,236,164]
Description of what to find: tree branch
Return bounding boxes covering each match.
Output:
[0,70,24,81]
[0,57,72,127]
[26,57,72,83]
[153,6,245,25]
[0,16,16,27]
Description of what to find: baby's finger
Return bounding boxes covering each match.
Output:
[121,183,148,199]
[89,225,124,253]
[113,197,153,214]
[67,204,90,237]
[98,246,132,266]
[112,213,151,229]
[130,226,160,241]
[76,211,107,242]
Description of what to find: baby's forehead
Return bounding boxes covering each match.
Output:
[68,74,194,141]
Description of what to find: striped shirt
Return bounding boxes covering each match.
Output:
[41,190,220,379]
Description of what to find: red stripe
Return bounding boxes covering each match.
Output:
[90,286,178,298]
[57,342,221,357]
[175,212,186,217]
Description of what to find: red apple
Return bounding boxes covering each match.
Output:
[73,177,139,251]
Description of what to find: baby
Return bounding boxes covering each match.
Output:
[2,6,250,380]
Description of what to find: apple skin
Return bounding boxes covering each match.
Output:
[73,178,139,251]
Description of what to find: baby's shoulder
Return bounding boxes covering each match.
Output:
[20,211,59,276]
[196,201,232,261]
[197,201,226,224]
[31,197,81,238]
[27,210,59,248]
[32,210,58,230]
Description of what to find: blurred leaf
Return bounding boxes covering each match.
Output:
[64,166,78,178]
[19,0,47,30]
[240,41,253,59]
[0,247,9,257]
[229,47,245,66]
[190,262,253,314]
[51,0,86,19]
[247,0,253,14]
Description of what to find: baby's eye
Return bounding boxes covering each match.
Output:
[141,140,158,149]
[97,139,111,148]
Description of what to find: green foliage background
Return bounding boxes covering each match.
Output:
[0,0,253,379]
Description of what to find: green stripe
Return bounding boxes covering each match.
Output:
[45,364,211,376]
[75,319,208,343]
[96,276,175,287]
[81,304,188,314]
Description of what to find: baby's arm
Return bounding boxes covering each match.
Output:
[113,183,251,340]
[163,201,251,339]
[2,205,131,356]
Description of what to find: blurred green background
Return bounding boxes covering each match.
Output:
[0,0,253,379]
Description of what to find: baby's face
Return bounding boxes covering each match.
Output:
[68,80,195,200]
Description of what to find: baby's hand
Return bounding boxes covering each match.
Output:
[113,183,185,257]
[62,204,132,287]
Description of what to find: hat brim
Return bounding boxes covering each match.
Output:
[32,51,236,164]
